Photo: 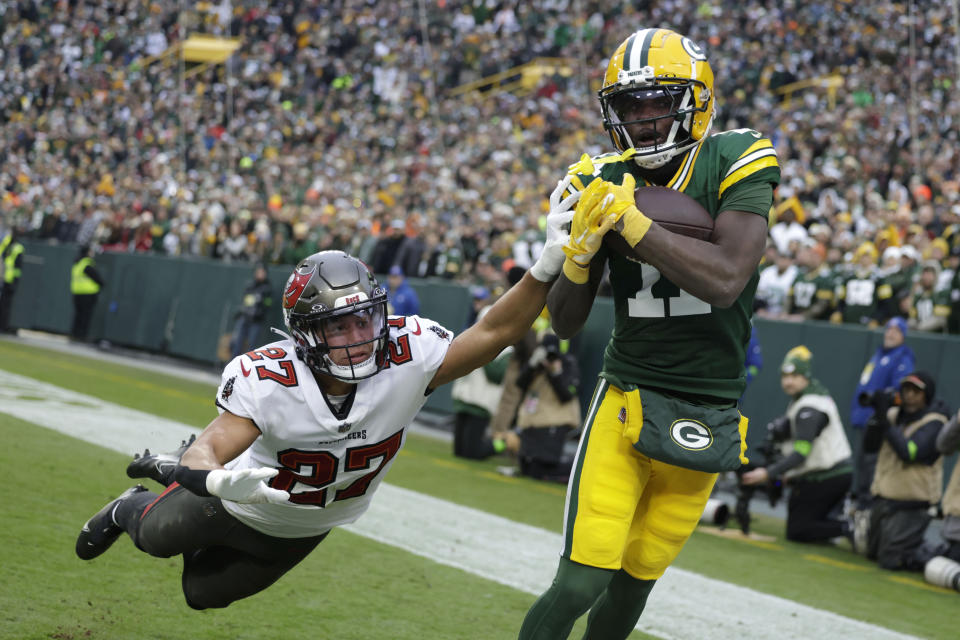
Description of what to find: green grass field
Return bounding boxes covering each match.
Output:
[0,338,955,639]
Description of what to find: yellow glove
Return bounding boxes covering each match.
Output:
[562,179,618,284]
[601,173,652,248]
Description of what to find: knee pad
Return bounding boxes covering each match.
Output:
[924,556,960,592]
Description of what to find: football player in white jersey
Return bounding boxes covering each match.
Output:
[74,172,599,610]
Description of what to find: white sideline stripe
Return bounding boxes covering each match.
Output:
[0,369,919,640]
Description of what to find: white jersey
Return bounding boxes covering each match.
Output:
[213,315,453,538]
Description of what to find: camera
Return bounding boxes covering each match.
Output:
[858,387,899,408]
[733,420,785,534]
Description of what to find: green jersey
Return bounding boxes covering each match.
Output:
[912,287,951,328]
[789,265,836,319]
[838,269,881,324]
[568,129,780,400]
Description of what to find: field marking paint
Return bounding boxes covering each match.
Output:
[0,369,922,640]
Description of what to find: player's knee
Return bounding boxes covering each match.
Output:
[182,579,233,610]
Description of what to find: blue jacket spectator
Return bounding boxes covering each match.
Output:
[850,317,916,429]
[387,265,420,317]
[745,323,763,388]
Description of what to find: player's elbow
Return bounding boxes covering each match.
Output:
[704,284,740,308]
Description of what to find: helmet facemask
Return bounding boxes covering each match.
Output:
[287,303,388,382]
[600,79,710,170]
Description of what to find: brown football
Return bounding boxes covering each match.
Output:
[604,186,714,255]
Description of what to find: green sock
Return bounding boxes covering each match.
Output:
[582,570,656,640]
[518,558,613,640]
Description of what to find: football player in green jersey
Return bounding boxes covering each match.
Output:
[518,28,780,640]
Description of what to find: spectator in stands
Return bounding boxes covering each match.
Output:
[863,371,950,570]
[70,244,105,342]
[849,317,915,509]
[834,242,884,326]
[386,265,420,317]
[907,263,951,332]
[756,249,798,319]
[742,346,853,544]
[784,242,835,321]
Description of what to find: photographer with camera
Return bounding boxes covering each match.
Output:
[508,332,581,483]
[862,371,949,570]
[924,408,960,592]
[849,317,916,509]
[742,346,853,543]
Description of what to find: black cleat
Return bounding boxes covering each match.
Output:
[126,434,196,486]
[76,485,148,560]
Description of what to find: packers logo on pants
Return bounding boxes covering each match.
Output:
[561,381,719,579]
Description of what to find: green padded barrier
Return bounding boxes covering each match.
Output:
[11,242,76,334]
[12,241,960,483]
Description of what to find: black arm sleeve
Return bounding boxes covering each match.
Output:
[883,416,945,464]
[765,408,828,479]
[543,355,580,403]
[173,465,212,496]
[83,265,105,287]
[793,407,829,441]
[515,364,536,391]
[766,451,805,479]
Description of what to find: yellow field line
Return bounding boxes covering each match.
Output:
[886,574,957,594]
[802,554,871,571]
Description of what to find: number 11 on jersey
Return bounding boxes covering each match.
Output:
[627,263,712,318]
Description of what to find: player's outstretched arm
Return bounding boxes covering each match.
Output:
[176,411,290,504]
[180,410,261,471]
[428,272,551,390]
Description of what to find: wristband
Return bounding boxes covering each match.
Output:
[618,206,652,247]
[562,258,590,284]
[173,465,212,496]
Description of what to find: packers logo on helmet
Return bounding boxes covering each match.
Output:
[599,28,715,169]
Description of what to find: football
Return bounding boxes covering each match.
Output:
[604,186,714,255]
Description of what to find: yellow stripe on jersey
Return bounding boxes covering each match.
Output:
[934,304,952,317]
[569,174,590,193]
[674,142,704,192]
[718,155,779,197]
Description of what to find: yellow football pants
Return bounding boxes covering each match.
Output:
[563,381,717,579]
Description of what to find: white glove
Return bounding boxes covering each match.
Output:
[530,174,580,282]
[206,467,290,504]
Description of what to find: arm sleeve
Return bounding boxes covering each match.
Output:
[544,355,580,403]
[766,451,805,479]
[766,408,828,478]
[84,265,105,287]
[883,415,944,464]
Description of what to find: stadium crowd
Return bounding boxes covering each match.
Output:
[2,0,960,330]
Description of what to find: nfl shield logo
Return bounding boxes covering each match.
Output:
[337,423,352,434]
[617,407,627,424]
